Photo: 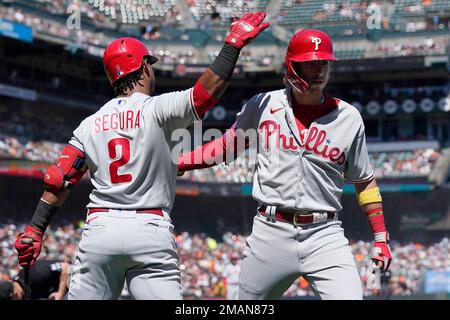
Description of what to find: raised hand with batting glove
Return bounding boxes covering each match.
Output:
[224,12,270,49]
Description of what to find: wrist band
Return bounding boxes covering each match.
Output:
[366,207,387,235]
[366,207,383,218]
[358,187,382,206]
[30,199,58,232]
[210,44,241,81]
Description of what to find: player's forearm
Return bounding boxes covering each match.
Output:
[355,179,388,239]
[200,68,231,100]
[178,126,247,172]
[29,190,70,232]
[179,136,228,172]
[41,190,70,207]
[203,43,241,97]
[57,262,70,296]
[356,179,392,271]
[191,44,241,118]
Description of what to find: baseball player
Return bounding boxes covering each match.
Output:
[221,253,241,300]
[14,12,269,300]
[178,29,392,300]
[0,260,70,300]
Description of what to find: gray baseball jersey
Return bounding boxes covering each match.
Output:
[235,88,371,300]
[235,88,374,212]
[68,89,198,300]
[69,90,199,212]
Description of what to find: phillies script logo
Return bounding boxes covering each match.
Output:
[258,120,346,165]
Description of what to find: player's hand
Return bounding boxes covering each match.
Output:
[14,225,44,267]
[48,292,65,300]
[371,232,392,273]
[225,12,270,49]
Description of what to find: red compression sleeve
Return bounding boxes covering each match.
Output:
[178,137,226,172]
[192,80,218,118]
[365,207,387,235]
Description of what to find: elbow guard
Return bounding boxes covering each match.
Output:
[43,145,87,192]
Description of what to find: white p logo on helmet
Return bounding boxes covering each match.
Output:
[312,37,322,50]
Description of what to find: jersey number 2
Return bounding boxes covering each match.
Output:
[108,138,132,184]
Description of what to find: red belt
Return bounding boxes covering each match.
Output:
[258,206,336,226]
[87,208,164,217]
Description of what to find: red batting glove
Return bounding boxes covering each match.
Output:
[14,225,44,267]
[225,12,270,49]
[371,231,392,273]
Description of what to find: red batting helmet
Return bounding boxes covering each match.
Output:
[103,37,159,85]
[285,29,337,93]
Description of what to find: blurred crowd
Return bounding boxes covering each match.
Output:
[188,0,258,26]
[371,148,441,179]
[0,112,74,144]
[7,0,448,34]
[276,0,392,27]
[5,0,180,29]
[0,6,112,48]
[280,0,449,33]
[0,0,448,65]
[17,0,113,27]
[187,0,449,35]
[1,223,448,298]
[153,48,199,65]
[0,4,274,66]
[0,0,180,47]
[375,36,448,57]
[0,135,63,163]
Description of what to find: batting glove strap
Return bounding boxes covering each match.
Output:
[374,231,389,243]
[22,225,44,240]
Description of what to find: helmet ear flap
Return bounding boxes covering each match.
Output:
[290,61,304,78]
[285,60,309,93]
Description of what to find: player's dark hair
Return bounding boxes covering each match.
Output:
[113,57,148,96]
